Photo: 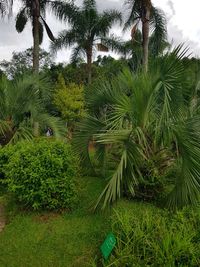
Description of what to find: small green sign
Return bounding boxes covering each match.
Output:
[100,232,116,260]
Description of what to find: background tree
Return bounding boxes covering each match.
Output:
[0,48,53,79]
[51,0,122,83]
[53,74,85,132]
[16,0,55,73]
[124,0,167,72]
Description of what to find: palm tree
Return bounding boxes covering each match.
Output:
[115,29,169,71]
[51,0,122,83]
[74,46,200,210]
[0,74,64,146]
[15,0,55,73]
[124,0,167,72]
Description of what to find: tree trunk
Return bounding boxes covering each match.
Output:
[32,0,40,73]
[86,47,92,84]
[142,1,151,72]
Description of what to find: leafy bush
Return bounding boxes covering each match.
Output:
[5,139,78,210]
[53,74,85,128]
[106,201,200,266]
[0,145,15,184]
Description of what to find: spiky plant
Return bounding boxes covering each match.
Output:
[51,0,122,83]
[74,46,200,210]
[15,0,55,73]
[0,74,65,145]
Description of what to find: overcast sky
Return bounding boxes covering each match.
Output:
[0,0,200,63]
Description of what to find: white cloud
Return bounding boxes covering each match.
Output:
[153,0,200,56]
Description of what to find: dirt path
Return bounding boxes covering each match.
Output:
[0,204,6,232]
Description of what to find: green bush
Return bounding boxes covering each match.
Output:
[0,145,15,184]
[5,139,78,210]
[106,201,200,267]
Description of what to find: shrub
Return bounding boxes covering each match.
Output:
[0,145,15,185]
[106,201,200,266]
[53,74,85,129]
[5,139,78,210]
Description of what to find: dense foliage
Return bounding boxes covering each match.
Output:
[0,48,53,79]
[0,74,64,146]
[75,46,200,210]
[1,1,200,266]
[106,201,200,266]
[4,139,78,210]
[53,74,85,129]
[0,145,14,183]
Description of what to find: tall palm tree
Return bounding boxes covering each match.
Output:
[74,46,200,210]
[124,0,167,72]
[0,74,64,146]
[51,0,122,83]
[16,0,55,73]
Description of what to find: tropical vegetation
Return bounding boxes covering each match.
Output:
[0,0,200,266]
[75,46,200,210]
[16,0,55,72]
[124,0,167,71]
[51,0,122,83]
[0,74,64,146]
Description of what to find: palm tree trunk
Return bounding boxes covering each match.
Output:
[86,47,92,84]
[142,1,151,72]
[33,0,40,73]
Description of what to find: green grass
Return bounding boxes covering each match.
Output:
[2,176,199,267]
[0,176,109,267]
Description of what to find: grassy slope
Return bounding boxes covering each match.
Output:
[0,177,109,267]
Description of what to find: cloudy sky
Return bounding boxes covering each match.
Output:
[0,0,200,63]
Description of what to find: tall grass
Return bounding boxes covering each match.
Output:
[106,201,200,267]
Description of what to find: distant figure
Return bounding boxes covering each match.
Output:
[46,127,53,137]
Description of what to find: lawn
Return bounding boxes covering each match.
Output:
[0,176,109,267]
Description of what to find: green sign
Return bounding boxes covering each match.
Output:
[100,232,116,260]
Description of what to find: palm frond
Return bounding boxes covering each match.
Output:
[50,0,77,22]
[39,20,44,45]
[73,115,105,172]
[100,35,123,53]
[123,0,141,30]
[150,7,167,56]
[50,30,77,54]
[70,46,85,63]
[40,16,55,42]
[8,123,33,145]
[83,0,97,11]
[166,117,200,209]
[95,138,142,209]
[0,120,11,137]
[15,7,28,33]
[96,10,122,36]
